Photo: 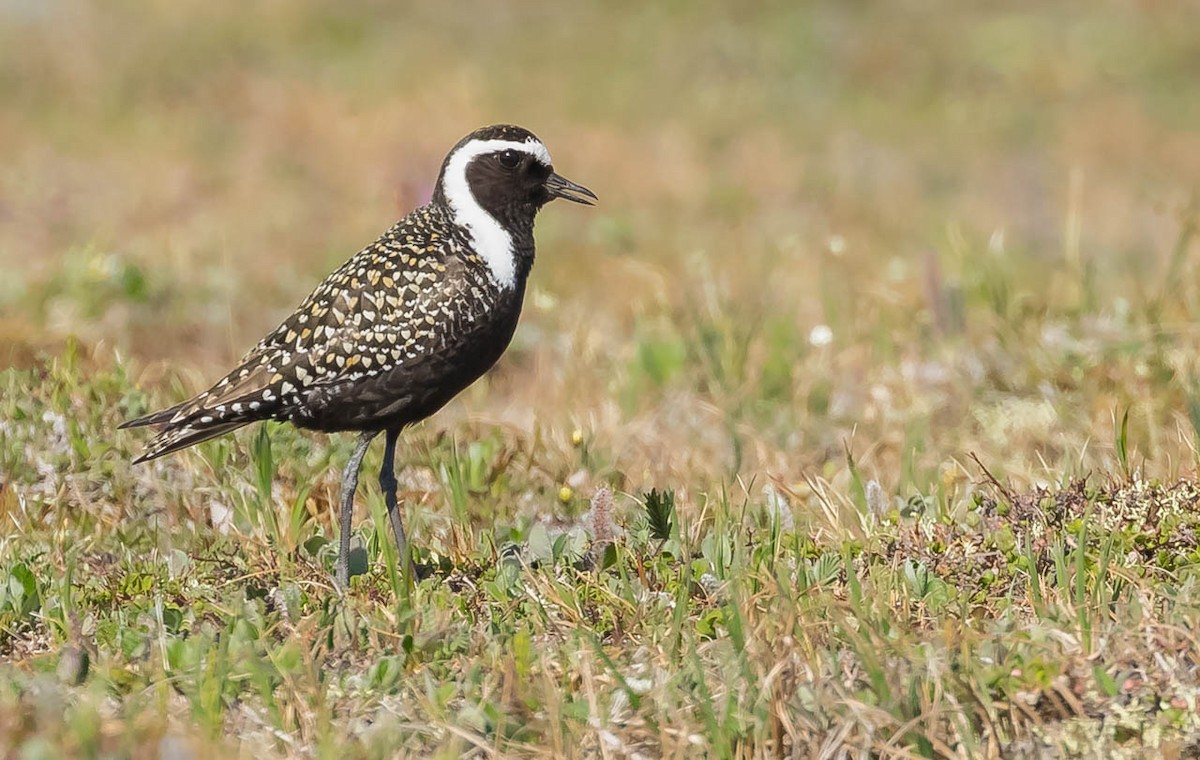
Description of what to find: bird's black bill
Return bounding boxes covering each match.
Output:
[545,172,597,205]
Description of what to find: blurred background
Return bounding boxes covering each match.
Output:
[3,0,1200,489]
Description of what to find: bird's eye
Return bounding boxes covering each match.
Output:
[497,150,521,169]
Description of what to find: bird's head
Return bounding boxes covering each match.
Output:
[434,124,596,230]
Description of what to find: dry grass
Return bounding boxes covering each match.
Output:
[4,2,1200,757]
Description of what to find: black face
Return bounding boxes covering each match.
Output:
[465,149,556,221]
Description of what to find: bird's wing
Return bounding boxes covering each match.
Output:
[248,234,427,355]
[125,228,473,461]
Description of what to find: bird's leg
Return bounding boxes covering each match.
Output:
[336,430,378,590]
[379,428,412,576]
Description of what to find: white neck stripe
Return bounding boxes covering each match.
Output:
[441,137,552,290]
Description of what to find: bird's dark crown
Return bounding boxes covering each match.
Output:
[455,124,544,147]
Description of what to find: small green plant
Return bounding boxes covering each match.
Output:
[1115,406,1131,478]
[644,488,675,543]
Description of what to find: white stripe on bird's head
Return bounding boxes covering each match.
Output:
[447,137,552,171]
[440,137,552,290]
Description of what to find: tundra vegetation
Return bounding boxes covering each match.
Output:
[3,3,1200,757]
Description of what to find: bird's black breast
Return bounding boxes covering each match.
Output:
[302,296,525,433]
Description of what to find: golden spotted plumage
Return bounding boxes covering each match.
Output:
[126,203,514,459]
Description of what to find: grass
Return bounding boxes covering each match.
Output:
[4,1,1200,757]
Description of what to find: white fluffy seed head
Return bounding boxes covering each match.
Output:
[441,137,552,290]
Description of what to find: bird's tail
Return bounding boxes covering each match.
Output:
[131,421,249,464]
[122,350,290,463]
[119,402,188,429]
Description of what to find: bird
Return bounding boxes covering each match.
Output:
[121,124,596,588]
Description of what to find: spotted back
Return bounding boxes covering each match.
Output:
[129,203,516,460]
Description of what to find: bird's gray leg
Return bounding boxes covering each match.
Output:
[337,430,378,590]
[379,428,412,575]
